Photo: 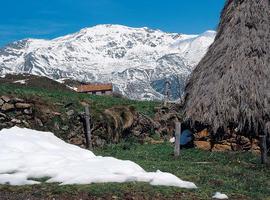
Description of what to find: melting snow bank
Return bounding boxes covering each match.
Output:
[212,192,228,199]
[0,127,197,188]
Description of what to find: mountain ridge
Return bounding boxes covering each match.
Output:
[0,24,215,100]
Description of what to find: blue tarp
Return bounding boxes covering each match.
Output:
[180,129,193,145]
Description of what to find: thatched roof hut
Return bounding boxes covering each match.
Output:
[183,0,270,137]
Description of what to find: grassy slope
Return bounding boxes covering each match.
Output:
[0,144,269,200]
[0,83,159,117]
[0,83,269,199]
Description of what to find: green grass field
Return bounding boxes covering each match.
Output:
[1,143,269,200]
[0,83,269,200]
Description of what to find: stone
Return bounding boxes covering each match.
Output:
[94,138,106,147]
[212,144,232,152]
[54,122,60,130]
[52,111,61,116]
[1,96,10,103]
[0,112,7,118]
[132,130,141,136]
[1,103,15,111]
[11,119,22,124]
[15,103,31,109]
[22,120,30,128]
[66,110,75,116]
[69,137,83,145]
[67,132,77,139]
[0,99,4,106]
[239,136,250,145]
[35,118,43,127]
[194,141,211,151]
[194,129,210,140]
[11,98,24,103]
[23,109,33,115]
[61,125,69,131]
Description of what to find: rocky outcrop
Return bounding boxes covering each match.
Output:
[0,96,175,148]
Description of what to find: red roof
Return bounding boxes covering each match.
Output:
[77,83,113,93]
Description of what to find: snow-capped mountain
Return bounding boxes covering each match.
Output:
[0,24,215,100]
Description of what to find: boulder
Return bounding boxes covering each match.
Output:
[11,119,22,124]
[212,143,232,152]
[11,98,24,103]
[0,112,7,118]
[66,110,75,116]
[194,129,209,140]
[23,109,33,115]
[35,118,44,127]
[22,120,30,128]
[15,103,32,109]
[1,96,10,103]
[1,103,15,111]
[0,99,4,106]
[194,141,211,151]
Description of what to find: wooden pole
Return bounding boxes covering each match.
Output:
[174,122,181,157]
[259,135,267,164]
[85,105,92,150]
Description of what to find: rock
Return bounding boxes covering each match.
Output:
[22,120,30,128]
[194,129,209,140]
[212,143,232,152]
[0,99,4,106]
[23,109,33,115]
[132,130,141,136]
[69,137,83,146]
[67,131,77,139]
[66,110,75,116]
[94,137,106,147]
[194,141,211,151]
[0,112,7,118]
[0,121,14,128]
[238,136,250,145]
[1,103,15,111]
[11,119,21,124]
[35,118,43,127]
[1,96,10,103]
[15,103,31,109]
[52,111,61,116]
[54,122,60,130]
[61,125,69,131]
[11,98,24,103]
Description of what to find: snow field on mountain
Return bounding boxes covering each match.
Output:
[0,25,215,100]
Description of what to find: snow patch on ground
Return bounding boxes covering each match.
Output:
[0,127,197,188]
[13,79,27,84]
[212,192,228,199]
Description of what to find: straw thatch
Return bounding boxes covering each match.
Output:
[183,0,270,137]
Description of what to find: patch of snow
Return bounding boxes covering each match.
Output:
[0,127,197,188]
[66,85,78,91]
[13,79,27,84]
[169,137,175,143]
[212,192,228,199]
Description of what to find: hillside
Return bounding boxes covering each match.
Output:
[0,25,215,100]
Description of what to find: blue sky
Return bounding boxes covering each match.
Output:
[0,0,225,47]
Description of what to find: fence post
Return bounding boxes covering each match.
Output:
[259,135,267,164]
[85,105,92,150]
[174,122,181,157]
